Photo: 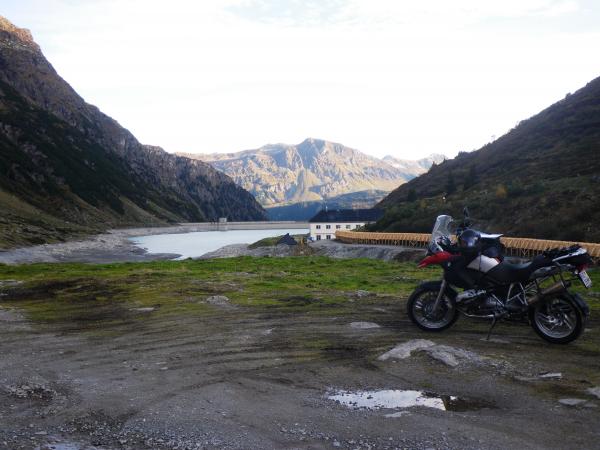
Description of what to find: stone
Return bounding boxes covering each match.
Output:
[587,387,600,399]
[384,411,410,418]
[378,339,436,361]
[349,322,380,330]
[378,339,482,367]
[558,398,587,406]
[204,295,231,307]
[131,307,155,313]
[538,372,562,379]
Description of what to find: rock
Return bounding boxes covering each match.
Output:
[384,411,410,418]
[378,339,436,360]
[427,345,481,368]
[538,372,562,379]
[349,322,380,330]
[333,440,341,447]
[587,387,600,399]
[131,307,155,313]
[355,290,370,298]
[378,339,482,367]
[558,398,587,406]
[204,295,231,307]
[480,337,510,344]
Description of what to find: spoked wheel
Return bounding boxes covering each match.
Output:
[530,295,584,344]
[407,285,458,332]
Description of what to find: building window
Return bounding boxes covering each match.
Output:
[326,234,331,240]
[346,224,351,229]
[316,235,321,240]
[326,224,331,229]
[336,225,341,229]
[316,224,321,229]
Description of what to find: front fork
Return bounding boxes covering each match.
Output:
[431,279,447,313]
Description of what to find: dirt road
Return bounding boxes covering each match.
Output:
[1,283,599,449]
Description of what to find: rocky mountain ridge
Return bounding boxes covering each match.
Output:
[179,139,444,207]
[0,16,265,248]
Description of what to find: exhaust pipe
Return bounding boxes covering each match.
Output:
[527,282,565,305]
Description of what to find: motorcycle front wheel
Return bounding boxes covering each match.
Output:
[407,284,458,332]
[529,295,585,344]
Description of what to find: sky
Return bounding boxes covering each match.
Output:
[3,0,600,159]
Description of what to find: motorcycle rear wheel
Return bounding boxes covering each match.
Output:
[407,284,458,332]
[529,295,584,344]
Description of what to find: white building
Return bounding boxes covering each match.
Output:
[308,209,384,241]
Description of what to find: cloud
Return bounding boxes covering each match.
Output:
[3,0,598,159]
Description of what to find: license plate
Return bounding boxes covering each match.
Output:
[579,270,592,288]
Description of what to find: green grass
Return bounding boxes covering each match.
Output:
[0,258,598,328]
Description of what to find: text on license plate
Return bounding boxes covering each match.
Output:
[579,270,592,288]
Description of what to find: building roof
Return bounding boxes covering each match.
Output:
[277,233,298,245]
[308,208,384,223]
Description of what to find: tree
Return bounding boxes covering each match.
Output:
[446,171,456,195]
[407,188,417,202]
[463,165,479,191]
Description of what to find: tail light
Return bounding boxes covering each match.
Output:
[577,264,589,273]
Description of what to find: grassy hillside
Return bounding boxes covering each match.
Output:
[373,76,600,242]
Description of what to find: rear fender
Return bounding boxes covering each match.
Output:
[570,292,590,318]
[418,280,458,300]
[528,290,590,318]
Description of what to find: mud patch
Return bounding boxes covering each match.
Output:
[276,296,322,307]
[0,278,135,328]
[328,389,495,412]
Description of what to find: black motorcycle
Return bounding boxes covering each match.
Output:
[407,209,592,343]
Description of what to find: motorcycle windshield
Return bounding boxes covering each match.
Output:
[429,215,453,253]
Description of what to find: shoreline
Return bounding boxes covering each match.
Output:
[0,228,423,265]
[0,223,309,265]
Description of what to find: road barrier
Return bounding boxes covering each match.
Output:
[335,231,600,260]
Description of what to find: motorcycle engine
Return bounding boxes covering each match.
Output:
[457,289,501,315]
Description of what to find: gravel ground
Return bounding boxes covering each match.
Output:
[1,293,599,449]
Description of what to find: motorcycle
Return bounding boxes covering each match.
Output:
[407,209,592,343]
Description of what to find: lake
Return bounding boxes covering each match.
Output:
[130,228,308,259]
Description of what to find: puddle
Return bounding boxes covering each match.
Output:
[328,389,494,412]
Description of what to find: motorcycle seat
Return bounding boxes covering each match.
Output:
[487,255,550,283]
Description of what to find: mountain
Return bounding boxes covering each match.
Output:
[265,189,389,221]
[180,139,444,208]
[382,153,446,173]
[0,16,265,248]
[373,76,600,242]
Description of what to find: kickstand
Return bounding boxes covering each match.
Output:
[486,315,499,341]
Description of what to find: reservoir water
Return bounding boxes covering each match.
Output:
[130,228,308,259]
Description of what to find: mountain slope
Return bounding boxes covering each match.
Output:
[180,139,444,207]
[0,17,265,247]
[374,76,600,242]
